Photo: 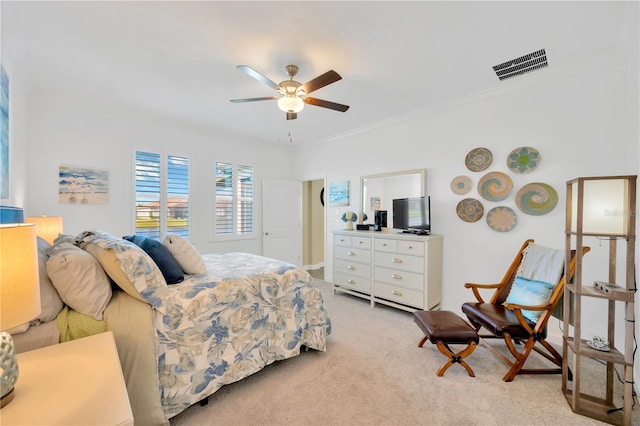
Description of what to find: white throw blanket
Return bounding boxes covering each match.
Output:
[517,243,564,285]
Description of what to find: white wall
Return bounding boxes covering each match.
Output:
[24,92,297,255]
[297,55,639,349]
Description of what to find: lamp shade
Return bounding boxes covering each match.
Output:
[570,177,630,235]
[25,215,63,245]
[0,224,41,331]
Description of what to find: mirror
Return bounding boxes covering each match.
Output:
[361,169,425,227]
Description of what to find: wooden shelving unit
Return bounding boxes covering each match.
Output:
[562,175,637,425]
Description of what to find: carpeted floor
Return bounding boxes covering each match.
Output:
[170,279,638,425]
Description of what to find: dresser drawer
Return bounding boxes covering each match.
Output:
[374,266,424,291]
[374,252,424,273]
[352,236,372,249]
[375,282,423,308]
[334,272,371,293]
[335,235,352,247]
[398,240,424,256]
[335,259,371,279]
[374,238,397,252]
[335,246,371,262]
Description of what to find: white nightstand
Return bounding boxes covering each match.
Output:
[1,331,133,425]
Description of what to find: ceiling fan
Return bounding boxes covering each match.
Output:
[230,64,349,120]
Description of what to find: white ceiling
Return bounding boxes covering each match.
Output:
[3,1,633,147]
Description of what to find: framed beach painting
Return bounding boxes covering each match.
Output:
[59,165,109,204]
[1,66,9,199]
[328,180,349,206]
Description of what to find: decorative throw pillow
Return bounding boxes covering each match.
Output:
[162,233,207,275]
[505,276,554,323]
[81,242,149,304]
[76,230,168,307]
[36,237,64,323]
[46,242,112,320]
[123,235,184,284]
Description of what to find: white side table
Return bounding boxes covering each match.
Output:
[1,331,133,425]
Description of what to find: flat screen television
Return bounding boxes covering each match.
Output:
[392,196,431,235]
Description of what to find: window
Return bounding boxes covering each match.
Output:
[215,162,253,236]
[135,151,189,238]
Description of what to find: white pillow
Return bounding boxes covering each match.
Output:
[46,242,112,320]
[162,233,206,275]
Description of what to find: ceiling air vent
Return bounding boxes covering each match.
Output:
[493,49,548,81]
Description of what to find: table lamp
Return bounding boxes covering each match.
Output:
[0,224,41,408]
[25,215,64,245]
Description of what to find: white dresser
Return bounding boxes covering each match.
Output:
[332,230,443,312]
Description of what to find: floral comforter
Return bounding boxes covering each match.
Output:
[152,253,331,417]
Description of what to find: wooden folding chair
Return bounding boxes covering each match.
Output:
[461,239,589,382]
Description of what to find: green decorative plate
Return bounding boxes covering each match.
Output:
[486,206,517,232]
[516,182,558,215]
[456,198,484,222]
[507,146,540,174]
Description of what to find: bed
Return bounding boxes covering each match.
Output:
[12,230,332,425]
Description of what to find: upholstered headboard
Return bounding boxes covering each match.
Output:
[0,206,24,223]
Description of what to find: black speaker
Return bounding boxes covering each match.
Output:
[374,210,387,231]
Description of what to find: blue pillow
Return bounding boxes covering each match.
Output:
[123,235,184,284]
[505,276,554,323]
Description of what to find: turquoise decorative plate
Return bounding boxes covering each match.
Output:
[450,175,472,195]
[516,182,558,215]
[465,147,493,172]
[478,171,513,202]
[456,198,484,222]
[486,206,517,232]
[507,146,541,174]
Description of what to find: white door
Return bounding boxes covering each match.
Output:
[263,178,301,265]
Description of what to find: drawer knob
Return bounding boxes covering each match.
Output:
[393,290,403,296]
[347,279,356,284]
[392,257,402,263]
[347,251,355,256]
[392,274,402,280]
[347,265,356,270]
[359,241,363,244]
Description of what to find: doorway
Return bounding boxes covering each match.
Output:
[302,178,325,280]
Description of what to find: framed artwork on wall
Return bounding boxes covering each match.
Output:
[328,180,349,206]
[58,165,109,205]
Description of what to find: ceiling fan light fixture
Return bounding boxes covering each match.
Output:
[278,95,304,113]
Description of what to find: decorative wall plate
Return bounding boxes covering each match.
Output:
[465,147,493,172]
[516,182,558,215]
[508,146,541,174]
[478,171,513,202]
[450,175,472,195]
[486,206,517,232]
[456,198,484,222]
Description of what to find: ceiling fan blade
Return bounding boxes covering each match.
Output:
[237,65,280,91]
[300,70,342,95]
[230,96,278,103]
[304,97,350,112]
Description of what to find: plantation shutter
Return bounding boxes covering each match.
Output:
[135,151,161,237]
[237,164,253,234]
[167,155,189,237]
[215,162,233,235]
